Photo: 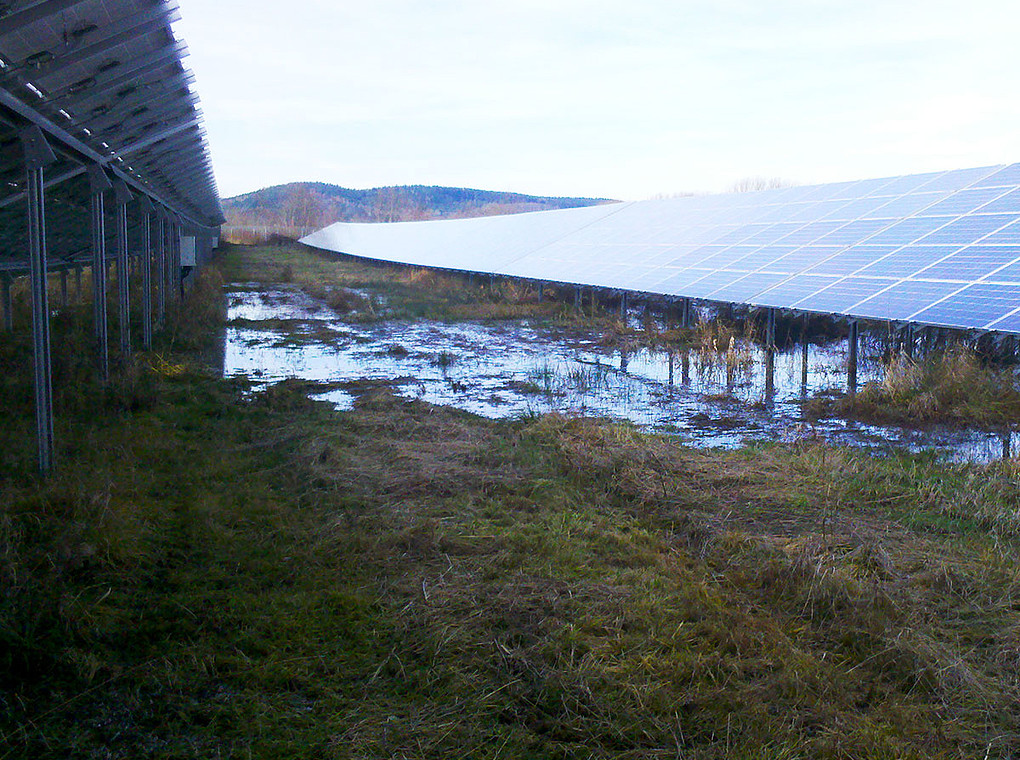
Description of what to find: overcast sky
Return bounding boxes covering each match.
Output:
[172,1,1020,201]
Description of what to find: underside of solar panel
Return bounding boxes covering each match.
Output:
[303,164,1020,335]
[0,0,222,272]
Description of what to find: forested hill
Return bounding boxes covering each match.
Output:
[222,182,614,228]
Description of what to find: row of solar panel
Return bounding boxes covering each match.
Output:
[301,163,1020,334]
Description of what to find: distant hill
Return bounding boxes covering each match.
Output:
[221,182,614,229]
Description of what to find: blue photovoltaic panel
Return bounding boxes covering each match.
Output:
[911,283,1018,330]
[980,188,1020,215]
[708,273,789,302]
[821,196,893,220]
[813,218,891,245]
[764,247,842,274]
[857,246,957,279]
[850,280,963,322]
[918,187,1010,216]
[979,254,1020,284]
[973,164,1020,187]
[794,277,898,313]
[987,309,1020,333]
[917,246,1020,282]
[682,270,749,298]
[774,221,845,245]
[867,216,948,245]
[918,214,1015,245]
[754,275,840,308]
[803,246,899,276]
[864,194,948,221]
[302,162,1020,334]
[980,221,1020,245]
[870,172,944,196]
[915,166,999,192]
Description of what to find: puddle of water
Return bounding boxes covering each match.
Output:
[220,285,1017,463]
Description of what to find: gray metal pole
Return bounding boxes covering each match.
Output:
[681,297,691,329]
[801,314,809,390]
[113,182,133,357]
[60,269,67,308]
[848,320,859,394]
[117,200,130,355]
[21,127,57,475]
[87,165,111,382]
[170,220,180,301]
[141,207,152,349]
[157,214,166,324]
[75,266,82,301]
[764,308,777,401]
[537,282,544,303]
[620,291,627,318]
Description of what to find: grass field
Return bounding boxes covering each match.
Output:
[2,243,1020,759]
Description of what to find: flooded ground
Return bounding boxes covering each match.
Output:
[219,284,1017,463]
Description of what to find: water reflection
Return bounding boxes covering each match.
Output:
[220,286,1017,463]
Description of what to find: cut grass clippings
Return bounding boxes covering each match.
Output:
[2,243,1020,758]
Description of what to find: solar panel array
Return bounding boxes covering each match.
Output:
[0,0,221,273]
[302,164,1020,334]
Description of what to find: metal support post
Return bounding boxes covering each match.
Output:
[848,320,859,394]
[156,212,166,323]
[60,269,67,307]
[21,126,57,474]
[620,291,628,318]
[172,219,182,301]
[681,297,691,329]
[138,197,153,349]
[801,314,809,390]
[87,165,111,381]
[764,308,777,401]
[904,322,914,359]
[2,276,11,330]
[574,286,581,311]
[765,307,776,351]
[113,181,133,356]
[75,266,82,300]
[168,215,177,303]
[537,282,544,303]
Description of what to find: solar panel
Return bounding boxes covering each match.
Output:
[303,162,1020,334]
[0,0,222,271]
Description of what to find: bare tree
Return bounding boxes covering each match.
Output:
[728,176,796,193]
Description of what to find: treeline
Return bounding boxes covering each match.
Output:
[222,182,613,229]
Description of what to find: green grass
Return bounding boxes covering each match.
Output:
[2,244,1020,758]
[810,346,1020,427]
